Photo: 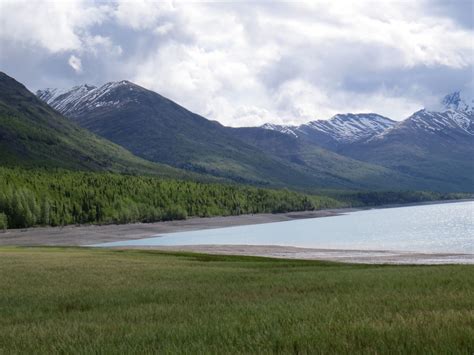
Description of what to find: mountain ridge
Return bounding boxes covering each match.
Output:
[262,113,396,145]
[35,80,474,192]
[36,79,427,190]
[37,79,325,188]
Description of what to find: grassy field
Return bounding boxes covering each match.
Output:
[1,247,473,353]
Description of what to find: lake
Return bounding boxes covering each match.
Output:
[95,201,473,254]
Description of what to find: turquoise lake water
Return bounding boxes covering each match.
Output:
[95,201,473,254]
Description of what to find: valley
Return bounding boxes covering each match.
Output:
[2,2,473,353]
[1,71,472,232]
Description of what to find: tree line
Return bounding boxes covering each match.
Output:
[1,167,468,230]
[334,190,470,207]
[0,168,341,229]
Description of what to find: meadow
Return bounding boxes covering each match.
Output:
[1,247,472,353]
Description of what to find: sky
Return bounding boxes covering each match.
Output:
[0,0,473,127]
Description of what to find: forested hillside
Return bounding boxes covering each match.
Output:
[0,168,341,229]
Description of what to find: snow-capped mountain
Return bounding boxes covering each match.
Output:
[300,113,396,143]
[396,109,474,136]
[37,79,337,189]
[262,113,396,147]
[441,91,473,113]
[37,84,96,115]
[335,97,474,192]
[262,91,474,147]
[35,81,474,191]
[372,91,474,140]
[36,81,144,118]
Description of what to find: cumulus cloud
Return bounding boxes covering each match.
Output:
[1,0,473,126]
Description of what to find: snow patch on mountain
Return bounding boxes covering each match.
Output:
[262,113,395,143]
[37,85,97,105]
[403,109,473,135]
[261,123,299,137]
[37,85,97,115]
[302,113,395,143]
[36,80,142,117]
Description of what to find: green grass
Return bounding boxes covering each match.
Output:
[1,247,473,353]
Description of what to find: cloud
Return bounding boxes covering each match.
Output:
[114,0,175,30]
[154,23,174,36]
[1,0,473,126]
[68,55,82,73]
[126,1,473,124]
[0,0,110,53]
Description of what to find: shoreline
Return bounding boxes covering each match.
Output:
[0,198,471,247]
[113,245,474,265]
[1,199,472,265]
[0,208,345,246]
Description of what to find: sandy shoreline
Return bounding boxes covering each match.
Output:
[1,199,472,265]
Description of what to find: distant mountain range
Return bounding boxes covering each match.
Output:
[2,71,472,192]
[261,95,472,147]
[262,113,396,148]
[336,108,473,191]
[261,93,473,191]
[35,78,428,191]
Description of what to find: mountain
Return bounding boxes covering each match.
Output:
[262,113,396,150]
[37,81,320,187]
[441,91,473,113]
[37,80,474,192]
[229,126,434,190]
[0,72,199,179]
[260,93,473,192]
[390,109,473,136]
[38,80,435,191]
[337,107,474,191]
